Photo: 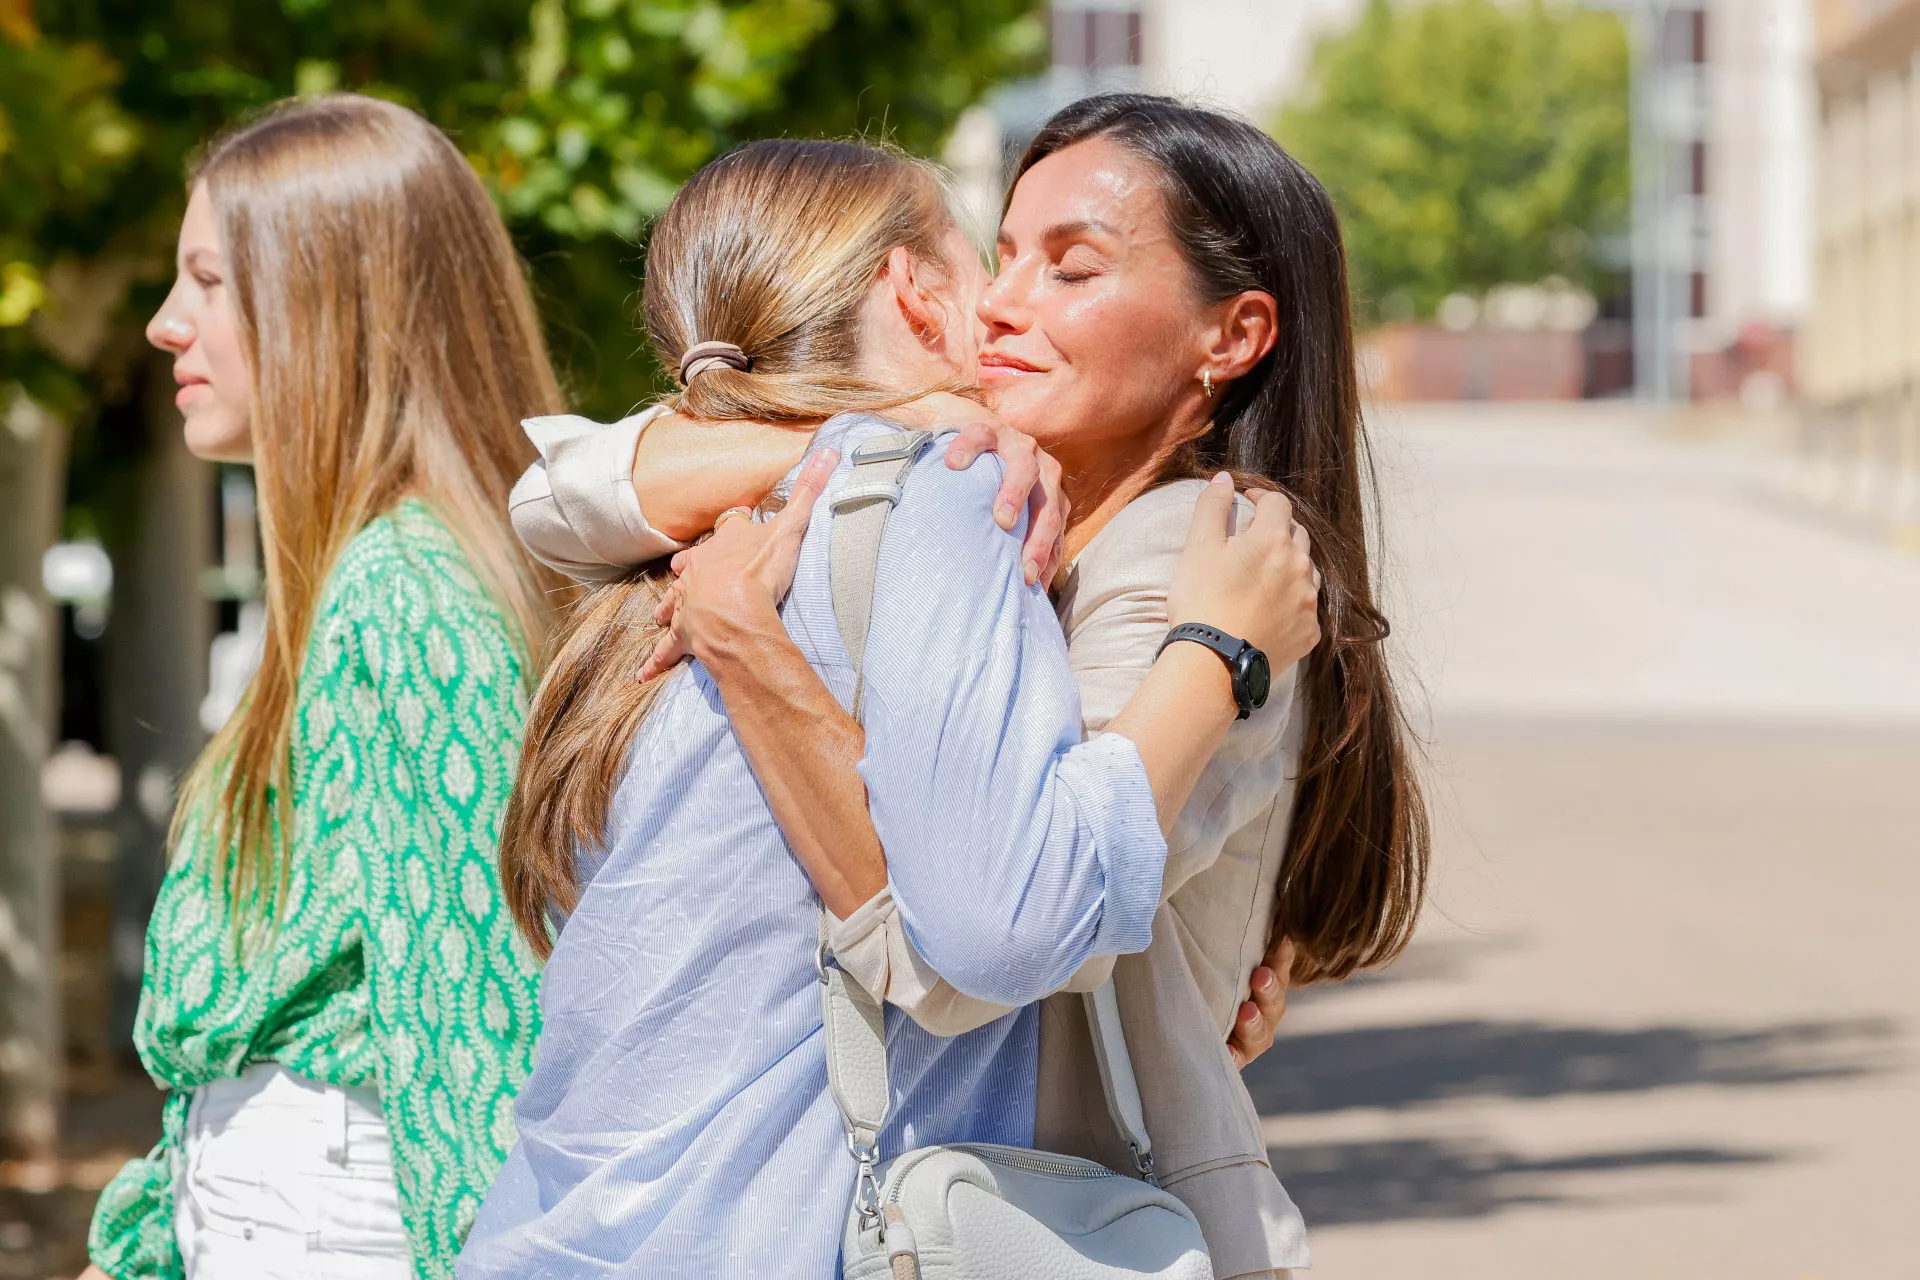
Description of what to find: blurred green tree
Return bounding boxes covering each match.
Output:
[0,2,140,410]
[490,0,1042,408]
[18,0,1042,413]
[0,0,1041,1152]
[1274,0,1630,326]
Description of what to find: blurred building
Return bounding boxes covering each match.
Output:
[956,2,1812,404]
[1803,0,1920,527]
[1629,0,1810,404]
[947,0,1365,232]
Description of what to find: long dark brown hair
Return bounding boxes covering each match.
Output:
[1016,94,1428,984]
[498,139,961,956]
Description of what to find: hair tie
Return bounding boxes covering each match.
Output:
[679,341,751,385]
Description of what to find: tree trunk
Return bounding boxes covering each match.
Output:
[105,361,212,1057]
[0,389,66,1157]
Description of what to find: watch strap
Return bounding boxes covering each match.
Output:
[1159,623,1256,720]
[1158,622,1247,663]
[1158,622,1239,657]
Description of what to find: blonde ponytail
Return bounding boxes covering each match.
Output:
[500,139,961,956]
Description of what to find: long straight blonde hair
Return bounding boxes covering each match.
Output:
[175,94,565,916]
[499,138,960,956]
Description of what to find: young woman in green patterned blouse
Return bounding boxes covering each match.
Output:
[83,95,564,1280]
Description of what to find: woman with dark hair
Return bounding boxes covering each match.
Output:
[509,94,1427,1278]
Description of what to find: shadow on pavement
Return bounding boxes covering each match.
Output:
[1270,1137,1776,1226]
[1245,1017,1899,1114]
[1293,935,1519,997]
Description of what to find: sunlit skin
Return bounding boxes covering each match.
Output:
[642,142,1278,569]
[147,184,254,464]
[977,138,1278,560]
[855,228,989,389]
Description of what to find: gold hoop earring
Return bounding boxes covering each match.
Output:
[1202,369,1214,399]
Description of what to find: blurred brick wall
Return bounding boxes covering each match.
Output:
[1360,324,1587,402]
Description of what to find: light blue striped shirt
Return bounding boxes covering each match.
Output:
[459,415,1168,1278]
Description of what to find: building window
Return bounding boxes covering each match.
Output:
[1690,271,1708,319]
[1051,5,1143,72]
[1659,5,1707,67]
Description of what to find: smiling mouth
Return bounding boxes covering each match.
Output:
[978,355,1045,378]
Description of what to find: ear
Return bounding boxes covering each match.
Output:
[883,244,946,346]
[1202,289,1280,385]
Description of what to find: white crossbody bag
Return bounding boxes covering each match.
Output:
[819,428,1213,1280]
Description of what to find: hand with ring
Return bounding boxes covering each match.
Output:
[638,448,839,682]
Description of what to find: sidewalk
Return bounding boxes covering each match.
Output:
[1247,406,1920,1277]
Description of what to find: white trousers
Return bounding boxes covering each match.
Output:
[176,1064,412,1279]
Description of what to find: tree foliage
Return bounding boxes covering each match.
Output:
[0,2,140,411]
[1275,0,1630,327]
[5,0,1044,417]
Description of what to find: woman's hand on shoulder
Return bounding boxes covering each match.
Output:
[1168,473,1321,671]
[638,448,839,681]
[895,391,1067,588]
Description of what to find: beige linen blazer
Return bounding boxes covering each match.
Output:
[511,421,1310,1277]
[508,407,684,581]
[1052,481,1308,1276]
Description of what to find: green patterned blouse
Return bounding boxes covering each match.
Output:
[88,500,544,1280]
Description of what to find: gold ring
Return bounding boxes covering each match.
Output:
[713,506,754,530]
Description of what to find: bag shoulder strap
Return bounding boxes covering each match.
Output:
[1082,982,1155,1179]
[818,428,932,1178]
[829,427,931,718]
[817,425,1160,1184]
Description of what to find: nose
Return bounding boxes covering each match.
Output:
[147,310,193,354]
[975,259,1029,337]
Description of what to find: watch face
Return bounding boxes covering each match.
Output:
[1240,649,1272,709]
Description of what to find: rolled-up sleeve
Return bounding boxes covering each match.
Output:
[851,453,1168,1006]
[825,888,1015,1036]
[510,408,685,581]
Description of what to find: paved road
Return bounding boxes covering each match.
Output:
[1244,405,1920,1278]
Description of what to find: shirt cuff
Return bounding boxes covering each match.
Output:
[513,406,685,581]
[828,887,1016,1036]
[826,888,897,1000]
[1055,731,1167,959]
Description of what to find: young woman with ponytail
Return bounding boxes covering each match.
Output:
[85,96,561,1280]
[503,96,1428,1279]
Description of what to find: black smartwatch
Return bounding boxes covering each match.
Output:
[1157,623,1271,720]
